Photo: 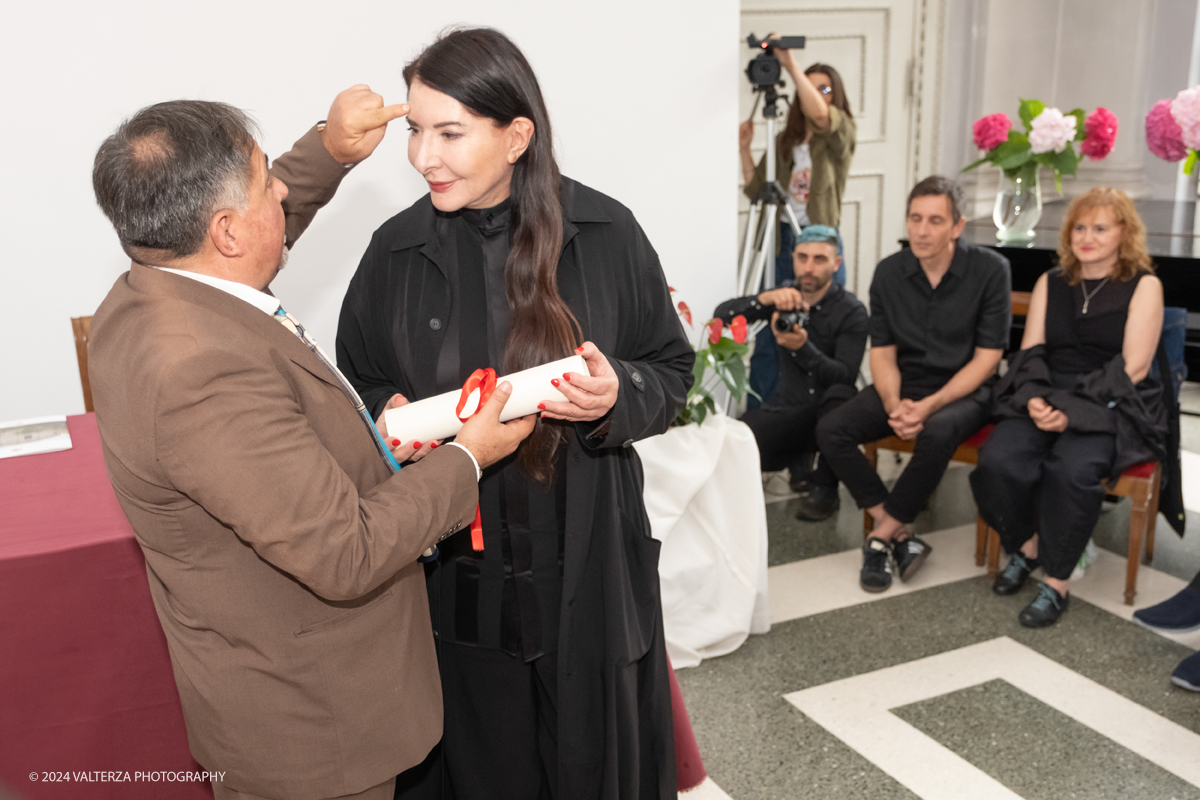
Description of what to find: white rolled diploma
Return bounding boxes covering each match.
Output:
[383,355,590,443]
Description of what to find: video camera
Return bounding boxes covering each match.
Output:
[745,33,806,89]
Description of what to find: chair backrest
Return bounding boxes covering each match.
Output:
[71,316,93,413]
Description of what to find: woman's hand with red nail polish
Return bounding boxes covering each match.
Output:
[537,341,619,423]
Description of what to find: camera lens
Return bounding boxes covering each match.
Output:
[746,55,781,87]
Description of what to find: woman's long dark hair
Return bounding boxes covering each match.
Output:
[779,63,853,153]
[404,28,581,485]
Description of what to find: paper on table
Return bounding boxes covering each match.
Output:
[0,415,73,459]
[383,355,590,443]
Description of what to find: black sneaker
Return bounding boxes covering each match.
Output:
[794,484,840,521]
[1133,586,1200,634]
[892,535,932,582]
[860,537,893,593]
[1172,650,1200,692]
[993,552,1038,596]
[1019,583,1069,628]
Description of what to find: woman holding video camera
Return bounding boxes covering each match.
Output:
[336,27,693,800]
[739,35,856,405]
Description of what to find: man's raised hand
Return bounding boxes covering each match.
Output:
[322,85,409,165]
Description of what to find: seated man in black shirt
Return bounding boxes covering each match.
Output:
[716,225,868,521]
[816,177,1011,591]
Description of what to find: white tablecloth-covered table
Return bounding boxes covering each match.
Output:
[634,411,771,668]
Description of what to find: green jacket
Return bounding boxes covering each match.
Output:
[745,105,856,236]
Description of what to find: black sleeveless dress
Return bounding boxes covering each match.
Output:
[1044,266,1149,379]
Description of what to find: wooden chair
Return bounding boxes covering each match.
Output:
[71,316,93,413]
[982,462,1161,605]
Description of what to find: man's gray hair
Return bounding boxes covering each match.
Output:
[906,175,967,224]
[93,100,260,262]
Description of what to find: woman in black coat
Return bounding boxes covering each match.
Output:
[335,28,694,800]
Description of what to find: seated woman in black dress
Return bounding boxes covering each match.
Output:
[970,187,1165,628]
[336,27,694,800]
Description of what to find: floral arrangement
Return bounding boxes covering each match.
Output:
[1146,85,1200,174]
[963,99,1118,192]
[669,289,756,427]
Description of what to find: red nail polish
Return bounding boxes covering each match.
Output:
[562,373,571,382]
[575,346,584,354]
[412,441,422,449]
[391,439,400,447]
[537,402,546,410]
[551,378,560,387]
[430,442,438,449]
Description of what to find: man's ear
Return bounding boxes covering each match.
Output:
[951,215,968,240]
[506,117,535,164]
[208,209,242,258]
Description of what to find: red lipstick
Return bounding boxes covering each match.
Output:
[428,180,456,193]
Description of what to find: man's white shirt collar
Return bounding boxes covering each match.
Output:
[153,267,280,315]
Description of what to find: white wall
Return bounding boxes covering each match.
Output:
[0,1,738,422]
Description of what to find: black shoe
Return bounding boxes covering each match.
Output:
[1172,650,1200,691]
[994,552,1038,596]
[1133,586,1200,634]
[789,477,812,496]
[794,484,839,521]
[860,537,893,593]
[892,535,932,582]
[1019,583,1069,628]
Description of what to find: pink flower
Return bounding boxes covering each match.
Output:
[972,113,1012,151]
[1028,107,1076,154]
[677,301,692,327]
[1172,86,1200,150]
[706,319,723,346]
[1081,107,1118,160]
[1147,99,1188,162]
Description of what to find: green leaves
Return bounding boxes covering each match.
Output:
[675,322,758,426]
[1067,108,1086,141]
[1019,98,1046,129]
[1185,149,1199,176]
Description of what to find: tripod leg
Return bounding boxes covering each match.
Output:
[738,202,763,296]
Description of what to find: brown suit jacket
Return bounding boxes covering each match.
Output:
[89,127,478,799]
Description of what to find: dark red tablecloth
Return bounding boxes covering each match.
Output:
[0,414,211,800]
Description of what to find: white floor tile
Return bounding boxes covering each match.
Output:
[767,525,986,624]
[786,637,1200,799]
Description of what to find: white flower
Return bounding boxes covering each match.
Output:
[1028,107,1077,154]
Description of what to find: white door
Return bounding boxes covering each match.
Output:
[739,0,945,298]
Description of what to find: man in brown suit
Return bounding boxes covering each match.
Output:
[88,89,534,800]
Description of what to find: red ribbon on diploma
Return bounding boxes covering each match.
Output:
[456,368,497,551]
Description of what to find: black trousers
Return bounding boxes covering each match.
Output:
[740,392,847,484]
[970,416,1116,581]
[815,385,991,524]
[395,642,558,800]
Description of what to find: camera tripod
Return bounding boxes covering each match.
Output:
[737,82,802,311]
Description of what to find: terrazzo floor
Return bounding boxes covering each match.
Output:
[676,420,1200,800]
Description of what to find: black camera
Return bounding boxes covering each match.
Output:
[745,33,806,88]
[774,309,810,332]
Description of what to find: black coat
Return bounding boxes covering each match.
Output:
[992,345,1185,535]
[336,178,695,799]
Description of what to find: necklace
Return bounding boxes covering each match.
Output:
[1080,276,1110,314]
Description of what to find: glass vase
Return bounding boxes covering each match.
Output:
[992,167,1042,243]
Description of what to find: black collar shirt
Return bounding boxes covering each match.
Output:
[715,280,868,408]
[868,240,1011,398]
